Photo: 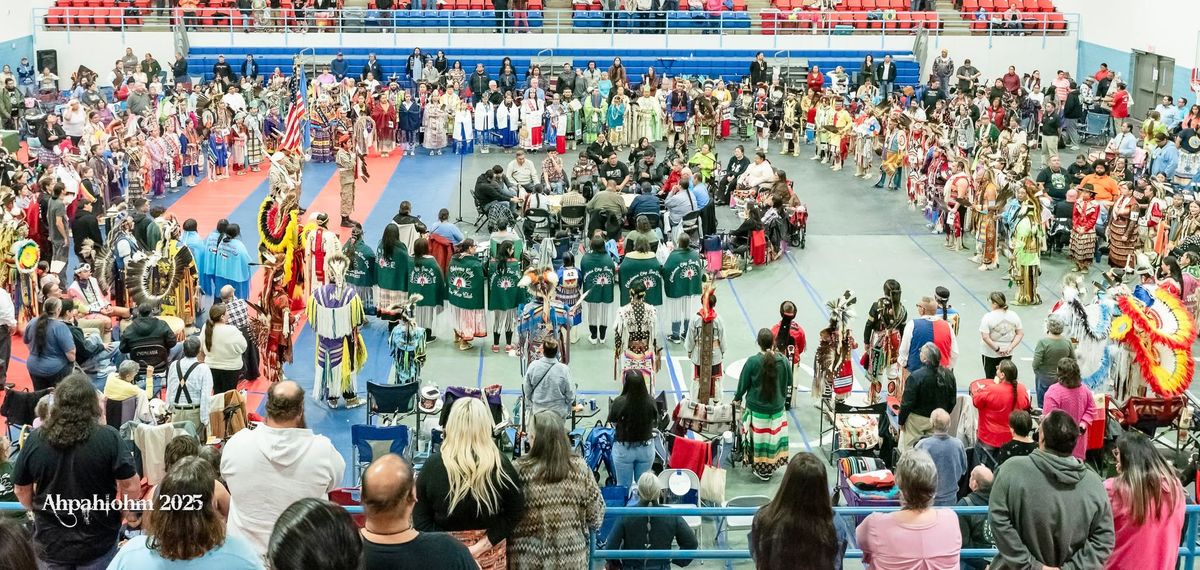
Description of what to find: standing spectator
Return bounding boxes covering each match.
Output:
[109,457,261,569]
[1036,100,1060,161]
[857,449,961,569]
[995,410,1037,467]
[13,374,140,569]
[988,410,1114,569]
[360,454,477,569]
[522,339,575,419]
[0,285,14,386]
[1031,316,1074,405]
[956,465,995,570]
[1105,431,1185,570]
[414,397,525,569]
[749,52,769,87]
[898,343,956,449]
[607,370,658,489]
[23,297,76,390]
[211,55,234,84]
[166,337,214,438]
[914,409,967,506]
[172,51,189,88]
[978,292,1023,379]
[876,55,896,97]
[1041,357,1099,460]
[200,303,247,394]
[931,49,954,96]
[510,412,604,568]
[954,58,980,95]
[267,498,362,570]
[733,329,792,481]
[222,381,346,557]
[605,472,698,570]
[971,360,1031,469]
[240,54,259,83]
[750,452,850,569]
[46,182,69,283]
[1062,81,1084,149]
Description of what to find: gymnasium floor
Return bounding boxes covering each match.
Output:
[1,133,1101,566]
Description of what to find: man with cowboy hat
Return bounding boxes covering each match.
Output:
[335,134,361,228]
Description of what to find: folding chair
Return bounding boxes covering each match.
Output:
[522,207,556,241]
[559,205,588,239]
[105,396,139,429]
[1081,110,1112,146]
[366,381,422,432]
[657,468,704,544]
[351,424,411,484]
[679,210,702,248]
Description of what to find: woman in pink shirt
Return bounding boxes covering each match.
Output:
[856,449,960,570]
[1041,357,1099,460]
[1104,431,1184,570]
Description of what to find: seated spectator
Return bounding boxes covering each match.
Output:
[750,452,850,569]
[61,299,119,390]
[956,465,995,570]
[66,263,129,340]
[510,412,604,568]
[119,302,178,356]
[429,208,466,246]
[606,471,698,569]
[1105,431,1185,570]
[103,360,153,423]
[109,457,258,569]
[664,182,699,227]
[625,215,661,252]
[414,398,525,567]
[586,180,630,219]
[268,498,363,570]
[360,454,477,570]
[627,183,661,222]
[727,203,764,255]
[506,151,539,194]
[13,374,140,569]
[989,410,1114,569]
[222,381,345,557]
[995,409,1036,468]
[914,408,967,507]
[857,449,961,569]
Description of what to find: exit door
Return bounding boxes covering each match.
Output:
[1131,50,1175,119]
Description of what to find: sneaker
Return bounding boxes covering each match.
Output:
[345,397,365,409]
[589,336,598,345]
[492,345,500,353]
[505,344,515,353]
[326,398,340,409]
[810,155,820,160]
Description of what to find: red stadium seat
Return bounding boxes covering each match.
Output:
[1046,11,1064,29]
[924,12,939,28]
[860,0,876,8]
[992,0,1008,10]
[1036,0,1053,10]
[761,10,777,34]
[977,0,992,10]
[731,0,746,11]
[46,7,65,25]
[895,11,912,28]
[844,0,861,10]
[970,19,986,32]
[961,0,978,11]
[889,0,905,10]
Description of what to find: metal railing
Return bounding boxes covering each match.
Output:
[32,7,1078,50]
[0,502,1194,569]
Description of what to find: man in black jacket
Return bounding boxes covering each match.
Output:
[468,64,490,104]
[1061,82,1084,150]
[362,53,384,83]
[171,53,189,90]
[749,52,769,86]
[957,465,994,570]
[875,54,896,96]
[474,166,517,209]
[555,63,574,97]
[119,302,179,357]
[211,55,234,85]
[586,133,614,166]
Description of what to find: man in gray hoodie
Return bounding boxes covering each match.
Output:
[988,410,1113,570]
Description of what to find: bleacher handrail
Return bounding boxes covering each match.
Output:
[30,6,1079,44]
[0,501,1194,569]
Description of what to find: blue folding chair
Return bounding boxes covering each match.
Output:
[366,381,422,431]
[351,424,411,484]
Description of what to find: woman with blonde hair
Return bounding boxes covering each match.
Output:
[510,411,605,568]
[414,397,525,570]
[1104,431,1185,570]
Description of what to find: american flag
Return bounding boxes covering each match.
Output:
[279,89,306,152]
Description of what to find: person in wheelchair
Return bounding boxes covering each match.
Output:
[736,150,775,195]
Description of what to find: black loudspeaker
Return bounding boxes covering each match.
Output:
[35,50,58,76]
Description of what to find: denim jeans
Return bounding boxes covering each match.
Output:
[613,440,655,490]
[1034,372,1053,407]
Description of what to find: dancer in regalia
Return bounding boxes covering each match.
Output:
[685,285,725,403]
[487,241,526,354]
[613,283,660,392]
[515,240,575,373]
[580,236,616,345]
[256,251,294,385]
[376,223,412,330]
[407,237,446,342]
[447,239,486,351]
[307,251,366,408]
[343,224,377,316]
[663,235,703,344]
[861,279,906,403]
[303,212,342,300]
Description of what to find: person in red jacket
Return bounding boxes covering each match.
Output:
[806,66,824,94]
[771,300,806,408]
[969,359,1031,469]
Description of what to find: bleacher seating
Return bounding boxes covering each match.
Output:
[188,46,922,88]
[960,0,1065,33]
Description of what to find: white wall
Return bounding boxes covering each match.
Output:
[35,31,176,75]
[920,33,1079,84]
[2,0,52,68]
[1057,0,1196,70]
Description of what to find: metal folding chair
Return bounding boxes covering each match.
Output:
[366,381,422,431]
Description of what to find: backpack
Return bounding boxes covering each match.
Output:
[583,423,617,485]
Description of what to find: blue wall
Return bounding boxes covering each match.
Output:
[0,35,33,70]
[1078,40,1194,104]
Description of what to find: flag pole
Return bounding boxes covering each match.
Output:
[298,63,310,157]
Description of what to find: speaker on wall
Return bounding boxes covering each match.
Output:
[35,49,58,75]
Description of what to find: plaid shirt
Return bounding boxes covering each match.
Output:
[224,297,250,330]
